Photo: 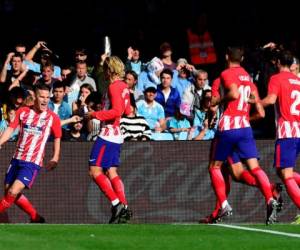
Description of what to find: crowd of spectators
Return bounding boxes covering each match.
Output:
[1,39,299,142]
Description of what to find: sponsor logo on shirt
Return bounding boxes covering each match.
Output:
[23,125,42,135]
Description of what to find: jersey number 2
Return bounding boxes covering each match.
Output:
[290,90,300,115]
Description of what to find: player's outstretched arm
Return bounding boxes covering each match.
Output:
[46,138,60,171]
[249,90,265,120]
[261,94,277,107]
[0,127,15,149]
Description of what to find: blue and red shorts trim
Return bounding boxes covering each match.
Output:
[5,158,40,188]
[274,138,300,169]
[89,137,121,169]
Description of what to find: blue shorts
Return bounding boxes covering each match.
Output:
[227,151,241,165]
[89,137,121,169]
[274,138,300,169]
[5,158,40,188]
[227,150,260,165]
[211,127,258,162]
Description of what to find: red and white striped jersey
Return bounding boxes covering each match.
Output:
[268,71,300,139]
[9,107,62,166]
[91,80,131,144]
[218,66,254,131]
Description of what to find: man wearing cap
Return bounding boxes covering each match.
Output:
[136,86,166,132]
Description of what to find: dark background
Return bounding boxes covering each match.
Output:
[0,0,299,65]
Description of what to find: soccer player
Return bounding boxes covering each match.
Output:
[261,50,300,211]
[209,46,279,224]
[0,84,61,222]
[201,77,282,223]
[86,56,132,224]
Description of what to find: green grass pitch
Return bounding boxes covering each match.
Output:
[1,224,300,250]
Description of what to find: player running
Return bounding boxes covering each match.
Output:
[0,84,61,223]
[262,50,300,211]
[208,46,280,225]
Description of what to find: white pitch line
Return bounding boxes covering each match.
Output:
[212,224,300,238]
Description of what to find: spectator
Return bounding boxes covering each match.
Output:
[92,53,109,96]
[136,86,166,132]
[25,41,61,79]
[125,45,146,75]
[65,61,96,108]
[193,89,218,140]
[60,65,74,82]
[48,81,72,130]
[181,69,210,119]
[85,92,102,141]
[72,83,94,116]
[35,62,59,90]
[125,70,144,102]
[159,42,176,70]
[137,57,164,92]
[62,120,86,141]
[6,43,40,73]
[171,58,193,98]
[120,94,151,141]
[155,68,181,118]
[73,48,94,74]
[167,108,191,140]
[0,52,32,100]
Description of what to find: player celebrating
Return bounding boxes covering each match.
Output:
[262,50,300,210]
[0,84,61,223]
[209,46,279,224]
[86,56,132,224]
[201,77,282,223]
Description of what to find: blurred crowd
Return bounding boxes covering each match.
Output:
[0,36,299,142]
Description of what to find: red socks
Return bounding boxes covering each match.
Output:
[240,170,257,186]
[211,167,231,217]
[0,194,15,213]
[111,176,127,205]
[293,172,300,186]
[94,174,119,204]
[209,167,227,205]
[250,167,273,203]
[15,194,38,220]
[284,177,300,209]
